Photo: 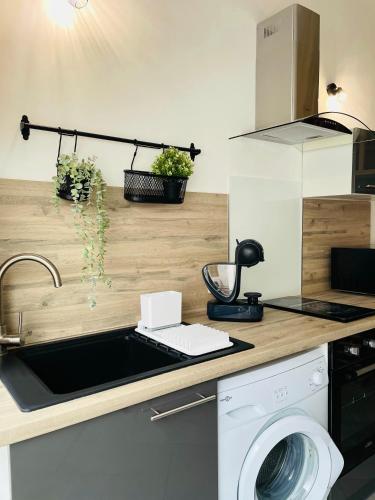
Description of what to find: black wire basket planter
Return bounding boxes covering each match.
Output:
[124,170,188,204]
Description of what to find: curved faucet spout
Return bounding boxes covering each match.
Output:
[0,254,62,288]
[0,254,62,341]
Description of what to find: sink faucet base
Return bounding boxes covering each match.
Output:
[0,254,62,348]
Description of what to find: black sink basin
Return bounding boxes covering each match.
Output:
[0,326,253,411]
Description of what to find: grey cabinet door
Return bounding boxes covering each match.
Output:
[10,380,217,500]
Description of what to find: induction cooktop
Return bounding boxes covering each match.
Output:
[263,296,375,323]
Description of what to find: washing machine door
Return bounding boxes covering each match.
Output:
[238,414,343,500]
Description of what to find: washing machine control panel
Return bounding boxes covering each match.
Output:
[311,370,323,386]
[273,386,288,403]
[217,354,328,417]
[309,363,325,390]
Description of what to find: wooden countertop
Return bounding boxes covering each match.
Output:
[1,291,375,447]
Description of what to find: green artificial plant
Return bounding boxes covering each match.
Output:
[52,153,111,309]
[151,147,194,177]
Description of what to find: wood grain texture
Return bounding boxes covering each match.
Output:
[1,290,375,446]
[0,179,227,344]
[295,5,319,118]
[302,198,371,295]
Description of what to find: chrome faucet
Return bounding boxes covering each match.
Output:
[0,254,62,347]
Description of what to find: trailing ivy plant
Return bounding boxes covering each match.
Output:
[52,153,111,309]
[151,147,194,177]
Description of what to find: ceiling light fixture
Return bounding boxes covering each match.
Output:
[68,0,88,8]
[44,0,75,28]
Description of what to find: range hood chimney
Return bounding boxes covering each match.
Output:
[257,4,319,130]
[231,4,352,145]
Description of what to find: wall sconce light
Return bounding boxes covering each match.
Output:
[327,82,347,102]
[68,0,88,8]
[326,82,347,111]
[327,83,344,96]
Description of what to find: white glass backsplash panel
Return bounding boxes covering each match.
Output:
[229,176,302,300]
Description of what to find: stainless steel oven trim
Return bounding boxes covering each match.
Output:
[356,362,375,377]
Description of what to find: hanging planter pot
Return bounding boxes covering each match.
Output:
[162,176,187,202]
[57,174,90,201]
[123,146,193,204]
[52,132,111,309]
[54,130,89,201]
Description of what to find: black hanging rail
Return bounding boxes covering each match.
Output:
[19,115,202,161]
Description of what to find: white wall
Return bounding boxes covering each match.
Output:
[0,0,258,193]
[2,0,375,194]
[302,140,353,197]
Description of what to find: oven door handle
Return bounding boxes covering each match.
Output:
[356,362,375,377]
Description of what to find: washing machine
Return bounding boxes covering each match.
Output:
[218,347,343,500]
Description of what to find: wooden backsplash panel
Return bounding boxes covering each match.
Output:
[302,198,371,295]
[0,179,227,345]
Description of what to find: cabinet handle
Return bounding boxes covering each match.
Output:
[150,393,216,422]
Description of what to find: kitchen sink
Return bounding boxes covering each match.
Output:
[0,326,253,411]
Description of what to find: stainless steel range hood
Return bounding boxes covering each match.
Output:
[231,4,352,145]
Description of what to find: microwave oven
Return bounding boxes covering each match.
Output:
[353,128,375,194]
[331,247,375,294]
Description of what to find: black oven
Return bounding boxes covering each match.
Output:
[329,329,375,475]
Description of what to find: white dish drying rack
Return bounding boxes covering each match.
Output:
[135,323,233,356]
